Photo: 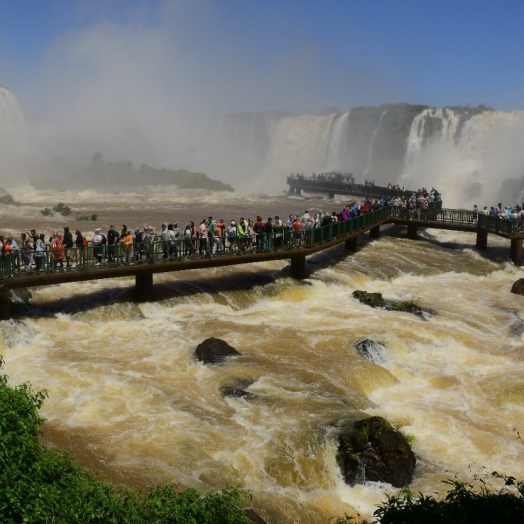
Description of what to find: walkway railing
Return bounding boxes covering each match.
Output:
[2,206,524,280]
[286,176,443,209]
[0,207,392,279]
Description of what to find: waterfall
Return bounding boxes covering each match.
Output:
[400,108,524,207]
[0,86,26,157]
[364,109,387,177]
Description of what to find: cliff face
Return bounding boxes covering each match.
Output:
[190,104,524,207]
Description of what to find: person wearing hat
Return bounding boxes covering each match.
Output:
[227,220,237,252]
[92,228,105,265]
[107,225,119,263]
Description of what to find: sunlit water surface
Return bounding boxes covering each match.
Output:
[2,186,524,523]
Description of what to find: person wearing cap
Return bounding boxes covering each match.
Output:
[107,225,119,263]
[63,226,74,268]
[273,216,283,249]
[227,220,237,252]
[92,228,105,265]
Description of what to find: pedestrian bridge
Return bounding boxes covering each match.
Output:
[0,207,522,318]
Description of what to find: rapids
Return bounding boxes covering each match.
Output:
[1,187,524,523]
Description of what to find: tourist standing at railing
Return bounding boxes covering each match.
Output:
[198,219,208,255]
[264,217,273,250]
[35,233,46,271]
[92,228,105,265]
[236,219,246,251]
[207,217,216,253]
[212,222,222,255]
[63,226,74,268]
[20,233,34,272]
[123,229,133,264]
[107,225,120,263]
[74,230,85,267]
[292,218,303,246]
[254,216,265,250]
[274,216,283,249]
[51,234,65,271]
[227,221,237,252]
[172,223,181,257]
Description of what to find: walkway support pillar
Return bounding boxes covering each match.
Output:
[135,273,153,302]
[328,192,335,199]
[407,223,418,240]
[369,225,380,239]
[290,255,306,279]
[476,229,488,251]
[0,288,10,320]
[345,237,357,252]
[510,238,523,265]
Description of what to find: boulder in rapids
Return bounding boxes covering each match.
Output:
[352,290,384,307]
[355,339,388,365]
[194,337,241,365]
[220,378,255,400]
[332,415,416,488]
[511,278,524,295]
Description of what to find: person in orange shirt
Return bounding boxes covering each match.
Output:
[51,234,65,271]
[123,229,133,264]
[3,239,13,257]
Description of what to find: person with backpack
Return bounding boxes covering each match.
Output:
[227,220,237,252]
[63,226,74,268]
[75,229,86,268]
[92,228,105,265]
[183,223,193,256]
[20,233,34,272]
[35,233,46,271]
[106,225,120,263]
[254,216,265,251]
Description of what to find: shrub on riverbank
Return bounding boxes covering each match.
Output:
[0,356,251,523]
[334,474,524,523]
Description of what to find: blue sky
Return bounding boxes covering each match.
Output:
[1,0,524,117]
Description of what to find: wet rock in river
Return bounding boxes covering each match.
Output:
[331,415,416,488]
[194,337,241,365]
[355,339,388,365]
[511,278,524,295]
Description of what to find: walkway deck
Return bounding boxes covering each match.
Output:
[1,206,522,318]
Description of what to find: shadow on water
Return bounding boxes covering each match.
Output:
[13,269,285,319]
[10,225,516,319]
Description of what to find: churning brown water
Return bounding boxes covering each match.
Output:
[2,185,524,523]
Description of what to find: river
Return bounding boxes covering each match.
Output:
[1,185,524,523]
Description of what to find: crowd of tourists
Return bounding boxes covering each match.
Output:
[0,197,390,273]
[390,187,442,218]
[473,202,524,220]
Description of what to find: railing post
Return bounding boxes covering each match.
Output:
[345,237,357,252]
[510,239,523,265]
[135,273,153,302]
[0,288,10,320]
[407,223,418,239]
[369,225,380,239]
[476,226,488,251]
[290,255,306,279]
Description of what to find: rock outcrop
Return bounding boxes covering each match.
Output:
[194,337,241,365]
[353,290,429,319]
[511,278,524,295]
[332,416,416,488]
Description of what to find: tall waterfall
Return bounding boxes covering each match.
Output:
[399,108,524,207]
[0,86,26,157]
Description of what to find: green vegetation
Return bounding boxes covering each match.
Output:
[30,153,234,192]
[40,207,53,216]
[0,193,18,205]
[390,298,421,313]
[0,355,252,523]
[332,473,524,523]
